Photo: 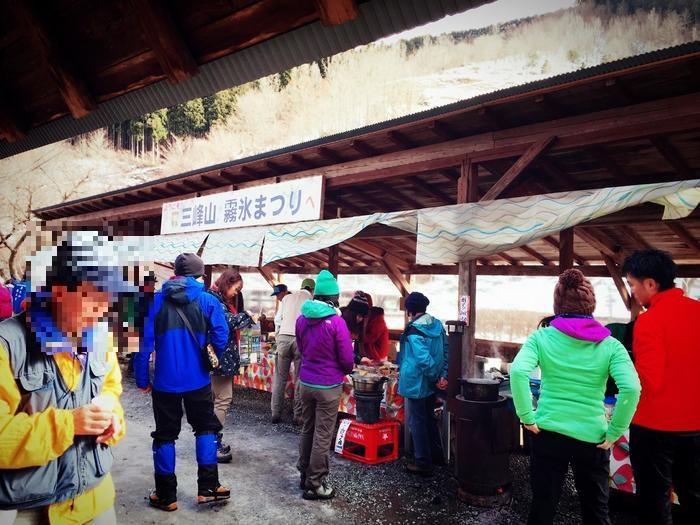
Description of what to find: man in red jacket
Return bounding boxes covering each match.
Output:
[622,249,700,525]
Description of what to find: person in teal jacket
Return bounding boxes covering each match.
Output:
[398,292,448,476]
[511,269,640,525]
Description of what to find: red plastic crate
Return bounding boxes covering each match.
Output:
[339,420,400,465]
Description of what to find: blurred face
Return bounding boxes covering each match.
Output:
[51,282,110,338]
[626,275,659,308]
[226,279,243,300]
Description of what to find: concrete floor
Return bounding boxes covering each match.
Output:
[113,371,637,524]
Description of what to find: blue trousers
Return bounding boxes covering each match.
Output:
[405,395,444,469]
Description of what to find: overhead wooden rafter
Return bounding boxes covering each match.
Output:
[650,136,693,179]
[15,0,96,118]
[131,0,199,84]
[0,91,26,143]
[479,135,556,201]
[574,227,623,262]
[666,221,700,254]
[313,0,359,26]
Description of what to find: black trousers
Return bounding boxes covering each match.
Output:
[629,424,700,525]
[151,383,222,498]
[528,430,611,525]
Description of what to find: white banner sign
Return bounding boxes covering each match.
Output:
[160,176,323,234]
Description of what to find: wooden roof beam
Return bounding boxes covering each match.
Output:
[240,166,262,180]
[219,170,239,183]
[375,182,424,209]
[620,225,654,251]
[388,130,415,149]
[344,238,409,269]
[314,0,359,26]
[200,174,221,186]
[588,145,628,185]
[650,136,692,179]
[429,120,457,141]
[605,78,633,106]
[575,227,624,263]
[290,154,316,170]
[518,245,552,266]
[481,135,556,201]
[318,146,344,164]
[265,160,287,174]
[130,0,199,84]
[602,254,636,311]
[350,139,379,157]
[477,107,502,130]
[412,178,454,205]
[439,169,460,182]
[497,252,522,266]
[382,258,411,297]
[666,221,700,254]
[542,235,587,266]
[0,87,26,143]
[15,0,96,118]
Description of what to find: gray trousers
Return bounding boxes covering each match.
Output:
[297,384,342,489]
[271,334,302,419]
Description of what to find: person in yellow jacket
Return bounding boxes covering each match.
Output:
[0,232,131,525]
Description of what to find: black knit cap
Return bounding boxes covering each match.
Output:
[174,253,205,277]
[346,292,370,315]
[404,291,430,313]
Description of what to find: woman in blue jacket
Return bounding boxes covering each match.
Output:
[398,292,448,476]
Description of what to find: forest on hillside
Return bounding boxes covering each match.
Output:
[104,0,700,160]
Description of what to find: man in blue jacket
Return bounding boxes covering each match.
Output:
[133,253,229,511]
[398,292,448,477]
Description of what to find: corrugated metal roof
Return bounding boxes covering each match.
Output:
[0,0,491,159]
[33,40,700,217]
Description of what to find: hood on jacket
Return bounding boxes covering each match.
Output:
[162,276,204,305]
[409,313,443,338]
[550,315,611,343]
[368,306,384,319]
[301,299,337,319]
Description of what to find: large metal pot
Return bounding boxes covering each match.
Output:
[351,373,388,394]
[460,377,501,402]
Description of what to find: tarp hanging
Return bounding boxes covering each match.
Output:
[202,227,267,267]
[415,179,700,264]
[261,211,416,265]
[145,231,209,263]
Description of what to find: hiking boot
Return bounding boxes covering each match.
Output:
[147,490,177,512]
[405,462,434,478]
[217,433,231,455]
[217,448,233,463]
[197,485,231,504]
[302,483,335,500]
[299,473,306,490]
[271,415,281,424]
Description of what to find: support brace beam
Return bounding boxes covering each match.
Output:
[480,135,556,201]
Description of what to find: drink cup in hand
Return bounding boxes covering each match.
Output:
[91,394,121,441]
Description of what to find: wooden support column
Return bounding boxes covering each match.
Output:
[457,158,479,378]
[602,254,641,317]
[559,228,574,271]
[328,245,339,277]
[203,265,213,289]
[258,265,276,287]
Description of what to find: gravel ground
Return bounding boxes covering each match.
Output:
[113,370,638,524]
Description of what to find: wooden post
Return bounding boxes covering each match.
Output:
[559,228,574,271]
[328,245,339,277]
[457,157,479,378]
[203,264,213,289]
